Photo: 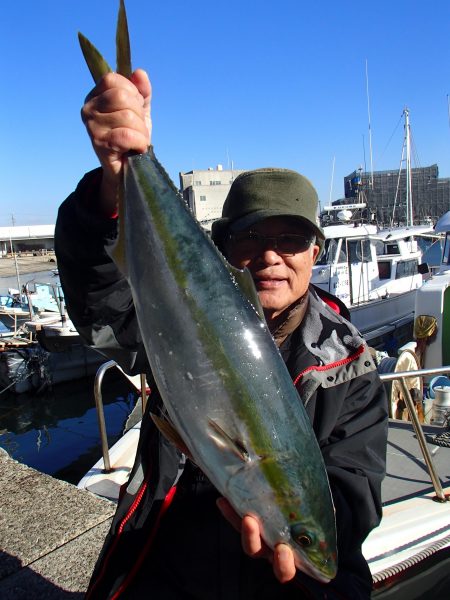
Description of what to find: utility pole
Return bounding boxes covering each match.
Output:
[9,214,21,295]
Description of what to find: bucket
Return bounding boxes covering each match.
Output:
[428,376,450,399]
[431,385,450,426]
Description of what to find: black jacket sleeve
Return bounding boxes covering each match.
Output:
[303,371,388,597]
[55,169,149,374]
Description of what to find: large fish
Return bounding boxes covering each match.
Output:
[79,0,337,583]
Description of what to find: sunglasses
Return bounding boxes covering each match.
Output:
[228,231,315,257]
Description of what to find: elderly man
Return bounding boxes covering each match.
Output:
[55,69,387,600]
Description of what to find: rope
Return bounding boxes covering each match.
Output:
[426,430,450,448]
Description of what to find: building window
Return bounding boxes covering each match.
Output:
[200,195,207,202]
[210,181,221,185]
[194,181,202,186]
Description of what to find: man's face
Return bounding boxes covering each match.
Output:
[225,216,320,323]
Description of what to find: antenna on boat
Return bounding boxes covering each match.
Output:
[365,59,374,189]
[329,155,335,205]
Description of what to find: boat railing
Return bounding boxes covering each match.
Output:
[379,365,450,502]
[93,360,450,498]
[94,360,147,472]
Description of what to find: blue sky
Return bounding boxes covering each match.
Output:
[2,0,450,226]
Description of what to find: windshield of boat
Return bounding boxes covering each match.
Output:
[443,233,450,266]
[316,239,347,265]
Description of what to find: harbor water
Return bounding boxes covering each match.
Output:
[0,269,139,485]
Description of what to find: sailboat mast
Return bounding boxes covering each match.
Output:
[365,60,374,189]
[404,107,413,226]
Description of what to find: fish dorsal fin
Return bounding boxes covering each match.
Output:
[150,412,193,460]
[226,264,265,322]
[208,419,251,463]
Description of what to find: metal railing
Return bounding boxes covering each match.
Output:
[93,360,147,472]
[93,360,450,500]
[379,365,450,502]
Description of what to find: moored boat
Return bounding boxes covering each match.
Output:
[311,212,433,349]
[0,281,104,394]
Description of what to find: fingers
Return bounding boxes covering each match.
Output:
[273,544,297,583]
[131,68,152,140]
[241,515,266,557]
[81,70,151,181]
[242,516,296,582]
[216,499,297,584]
[216,497,242,532]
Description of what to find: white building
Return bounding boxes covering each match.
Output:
[0,225,55,256]
[179,165,245,231]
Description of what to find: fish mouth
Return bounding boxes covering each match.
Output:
[293,553,335,583]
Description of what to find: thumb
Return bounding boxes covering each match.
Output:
[131,68,152,141]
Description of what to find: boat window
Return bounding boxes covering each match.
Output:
[374,240,385,255]
[443,233,450,265]
[315,239,346,265]
[347,239,371,263]
[378,261,391,280]
[385,243,400,255]
[0,296,14,307]
[395,259,418,279]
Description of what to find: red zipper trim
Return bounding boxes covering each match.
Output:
[293,344,366,386]
[85,473,151,600]
[111,485,178,599]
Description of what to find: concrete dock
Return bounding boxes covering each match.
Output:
[0,449,115,598]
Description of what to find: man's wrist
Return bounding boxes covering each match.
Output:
[99,174,119,218]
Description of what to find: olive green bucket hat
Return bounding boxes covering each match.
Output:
[211,168,324,252]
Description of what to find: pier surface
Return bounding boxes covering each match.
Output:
[0,449,115,598]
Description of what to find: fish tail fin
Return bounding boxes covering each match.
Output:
[78,0,133,84]
[78,32,112,84]
[116,0,132,78]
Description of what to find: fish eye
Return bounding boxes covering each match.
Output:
[290,525,316,548]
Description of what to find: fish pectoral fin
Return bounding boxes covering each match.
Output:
[150,413,193,460]
[208,419,250,462]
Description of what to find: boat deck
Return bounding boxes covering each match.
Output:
[382,419,450,504]
[363,419,450,596]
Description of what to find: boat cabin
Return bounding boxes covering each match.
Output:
[311,224,424,307]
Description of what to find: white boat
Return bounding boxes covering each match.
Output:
[0,281,64,338]
[413,211,450,371]
[77,362,146,501]
[314,107,440,350]
[311,214,433,347]
[361,211,450,597]
[363,416,450,598]
[0,281,105,394]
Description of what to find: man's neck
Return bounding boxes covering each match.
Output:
[266,291,309,346]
